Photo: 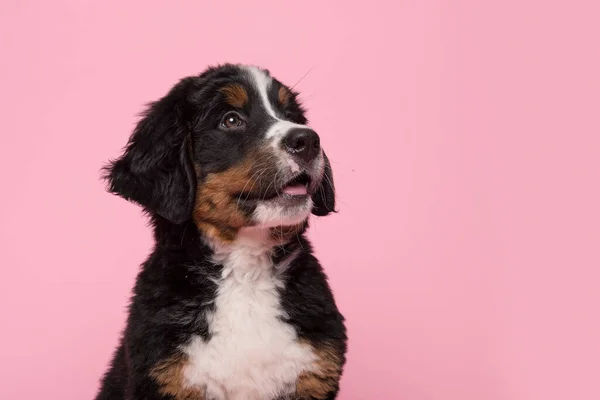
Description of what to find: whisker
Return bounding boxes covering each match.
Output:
[235,157,271,213]
[236,164,263,202]
[290,67,315,91]
[299,93,316,103]
[245,167,269,202]
[262,170,279,201]
[296,229,304,250]
[236,167,267,215]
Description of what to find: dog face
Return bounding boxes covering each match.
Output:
[104,64,335,241]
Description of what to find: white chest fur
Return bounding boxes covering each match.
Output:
[182,241,315,400]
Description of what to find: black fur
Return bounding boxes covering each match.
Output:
[96,64,346,400]
[311,152,336,216]
[104,79,198,224]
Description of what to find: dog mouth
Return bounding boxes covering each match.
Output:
[238,172,312,203]
[279,172,311,197]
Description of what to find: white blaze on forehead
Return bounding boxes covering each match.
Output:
[244,65,309,141]
[245,65,279,120]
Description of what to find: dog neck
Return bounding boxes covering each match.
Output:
[149,216,308,272]
[203,222,306,254]
[203,225,306,278]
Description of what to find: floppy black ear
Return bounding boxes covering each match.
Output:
[311,152,336,216]
[103,83,196,224]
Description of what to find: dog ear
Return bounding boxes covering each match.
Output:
[311,151,336,216]
[103,81,196,224]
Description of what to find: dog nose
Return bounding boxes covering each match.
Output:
[282,128,321,163]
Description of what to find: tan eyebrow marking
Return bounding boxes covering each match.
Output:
[278,86,292,106]
[219,83,249,108]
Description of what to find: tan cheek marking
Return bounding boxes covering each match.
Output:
[150,355,205,400]
[219,83,248,108]
[193,152,274,242]
[193,169,252,242]
[296,341,344,399]
[195,221,237,243]
[278,86,292,106]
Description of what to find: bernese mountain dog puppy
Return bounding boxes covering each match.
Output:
[95,64,347,400]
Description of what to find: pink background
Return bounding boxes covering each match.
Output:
[1,1,599,399]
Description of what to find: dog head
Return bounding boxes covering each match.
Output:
[104,64,335,242]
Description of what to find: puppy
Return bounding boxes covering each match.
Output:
[95,64,347,400]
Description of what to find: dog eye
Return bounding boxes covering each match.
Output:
[221,112,245,129]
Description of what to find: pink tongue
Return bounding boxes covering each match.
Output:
[283,184,308,196]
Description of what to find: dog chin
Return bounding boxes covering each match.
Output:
[251,195,312,228]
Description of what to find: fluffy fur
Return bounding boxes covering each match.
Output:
[95,64,347,400]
